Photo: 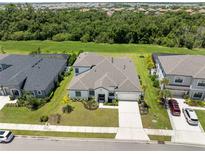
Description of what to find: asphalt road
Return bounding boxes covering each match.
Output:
[1,137,205,151]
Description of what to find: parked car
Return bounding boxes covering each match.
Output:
[0,130,14,143]
[168,99,181,116]
[182,108,199,126]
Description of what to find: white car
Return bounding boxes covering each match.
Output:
[182,108,199,126]
[0,130,14,143]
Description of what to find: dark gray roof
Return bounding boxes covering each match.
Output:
[69,53,142,92]
[156,54,205,79]
[0,54,67,91]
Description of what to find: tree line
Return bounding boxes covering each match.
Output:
[1,4,205,49]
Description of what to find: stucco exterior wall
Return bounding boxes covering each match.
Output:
[69,90,89,100]
[166,75,192,87]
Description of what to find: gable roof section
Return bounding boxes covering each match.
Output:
[69,53,142,92]
[0,54,67,91]
[157,54,205,79]
[73,52,105,67]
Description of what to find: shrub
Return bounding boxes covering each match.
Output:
[40,115,48,122]
[9,95,15,100]
[62,104,74,113]
[17,91,48,110]
[83,98,99,110]
[153,79,160,88]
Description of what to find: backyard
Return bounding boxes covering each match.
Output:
[1,41,205,130]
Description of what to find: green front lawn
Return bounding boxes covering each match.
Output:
[195,110,205,131]
[0,72,118,127]
[9,130,116,138]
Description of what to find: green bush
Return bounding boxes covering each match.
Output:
[153,80,160,88]
[40,115,49,122]
[83,98,99,110]
[62,104,74,113]
[9,95,15,101]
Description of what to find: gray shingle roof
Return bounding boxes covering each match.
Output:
[69,53,142,92]
[157,54,205,79]
[0,54,67,91]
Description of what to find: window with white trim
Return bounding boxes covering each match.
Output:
[37,90,42,95]
[89,90,95,96]
[193,92,203,99]
[174,77,183,83]
[75,68,79,74]
[197,80,205,87]
[75,91,81,97]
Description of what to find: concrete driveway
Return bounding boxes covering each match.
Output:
[115,101,149,141]
[167,98,203,132]
[118,101,143,128]
[0,96,10,110]
[168,98,205,145]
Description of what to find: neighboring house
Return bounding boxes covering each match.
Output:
[68,52,142,102]
[0,54,68,98]
[153,54,205,101]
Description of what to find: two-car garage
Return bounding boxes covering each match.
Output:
[116,92,142,101]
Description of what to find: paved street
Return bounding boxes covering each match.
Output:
[1,137,205,151]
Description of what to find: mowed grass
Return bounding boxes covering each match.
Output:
[195,110,205,131]
[8,130,116,139]
[0,71,118,127]
[1,40,205,55]
[148,135,171,141]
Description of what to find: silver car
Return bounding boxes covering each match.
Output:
[182,108,199,126]
[0,130,14,143]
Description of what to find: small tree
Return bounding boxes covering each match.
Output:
[160,78,169,89]
[62,104,73,113]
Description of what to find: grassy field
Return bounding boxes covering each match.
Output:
[1,40,205,55]
[1,40,205,130]
[195,110,205,131]
[9,130,116,138]
[0,71,118,127]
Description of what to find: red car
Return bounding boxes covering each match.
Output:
[168,99,181,116]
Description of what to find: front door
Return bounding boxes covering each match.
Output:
[98,94,105,103]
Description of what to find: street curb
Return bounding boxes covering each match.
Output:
[15,135,205,148]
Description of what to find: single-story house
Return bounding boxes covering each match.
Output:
[68,52,142,102]
[0,54,68,98]
[153,54,205,100]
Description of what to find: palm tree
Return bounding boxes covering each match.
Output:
[159,89,172,108]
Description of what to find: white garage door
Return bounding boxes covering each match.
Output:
[117,92,141,101]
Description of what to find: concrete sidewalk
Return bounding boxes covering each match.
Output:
[0,123,118,134]
[99,103,118,109]
[144,129,174,136]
